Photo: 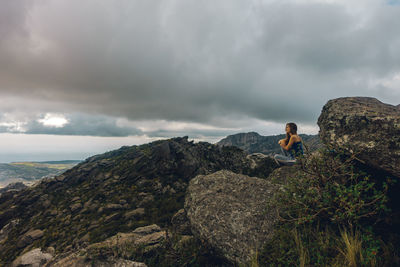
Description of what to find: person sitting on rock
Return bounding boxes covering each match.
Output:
[273,122,304,166]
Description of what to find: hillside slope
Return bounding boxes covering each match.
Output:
[0,136,277,264]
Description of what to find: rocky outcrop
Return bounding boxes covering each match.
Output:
[84,224,165,261]
[45,225,162,266]
[17,229,44,249]
[171,209,192,235]
[0,219,19,244]
[47,253,146,267]
[12,248,53,267]
[267,164,304,185]
[318,97,400,178]
[0,137,278,264]
[185,170,277,264]
[0,182,27,195]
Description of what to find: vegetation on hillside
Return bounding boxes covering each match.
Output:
[260,148,399,266]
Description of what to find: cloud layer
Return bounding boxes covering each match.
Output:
[0,0,399,137]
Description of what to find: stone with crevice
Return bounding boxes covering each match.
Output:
[12,248,52,267]
[185,170,277,265]
[318,97,400,178]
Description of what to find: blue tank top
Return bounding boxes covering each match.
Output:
[289,141,304,158]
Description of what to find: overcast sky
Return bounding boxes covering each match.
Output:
[1,0,399,162]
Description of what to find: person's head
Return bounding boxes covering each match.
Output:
[285,122,298,135]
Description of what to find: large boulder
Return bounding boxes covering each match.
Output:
[267,165,303,185]
[318,97,400,178]
[184,170,277,265]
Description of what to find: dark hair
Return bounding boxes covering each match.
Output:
[284,122,298,145]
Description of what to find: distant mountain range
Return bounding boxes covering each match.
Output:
[216,132,322,155]
[0,160,81,188]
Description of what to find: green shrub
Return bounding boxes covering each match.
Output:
[260,148,396,266]
[270,149,390,227]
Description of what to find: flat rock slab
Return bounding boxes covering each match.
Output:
[17,229,44,248]
[12,248,52,267]
[318,97,400,178]
[185,170,277,265]
[47,252,147,267]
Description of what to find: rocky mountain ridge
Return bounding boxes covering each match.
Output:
[0,137,277,265]
[217,132,321,155]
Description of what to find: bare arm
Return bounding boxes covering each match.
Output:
[280,136,296,151]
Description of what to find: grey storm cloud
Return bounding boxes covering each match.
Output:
[0,0,400,129]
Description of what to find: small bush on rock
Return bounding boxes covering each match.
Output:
[260,148,397,266]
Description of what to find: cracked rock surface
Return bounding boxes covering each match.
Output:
[185,170,277,265]
[318,97,400,178]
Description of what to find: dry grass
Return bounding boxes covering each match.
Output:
[293,228,309,267]
[250,249,259,267]
[336,228,366,267]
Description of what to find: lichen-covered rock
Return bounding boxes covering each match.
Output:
[185,170,277,264]
[318,97,400,178]
[266,165,303,185]
[17,229,44,248]
[12,248,52,267]
[46,252,147,267]
[131,224,161,236]
[85,224,165,259]
[0,219,19,244]
[104,203,124,211]
[171,209,192,235]
[124,208,145,219]
[245,153,279,177]
[46,225,160,266]
[69,203,82,213]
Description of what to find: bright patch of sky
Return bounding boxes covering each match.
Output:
[0,133,158,163]
[38,113,69,128]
